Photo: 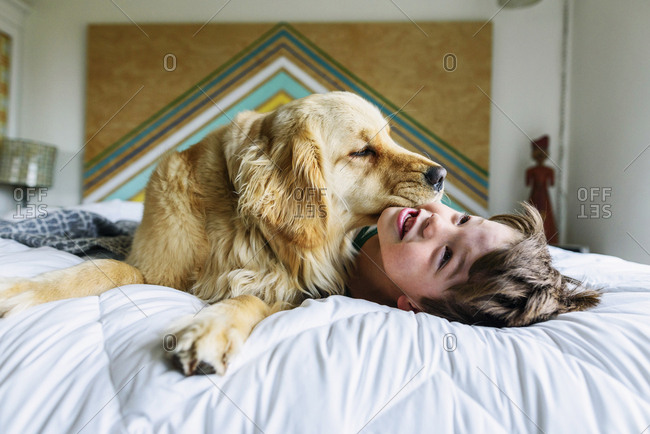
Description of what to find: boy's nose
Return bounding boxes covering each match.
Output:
[423,213,444,238]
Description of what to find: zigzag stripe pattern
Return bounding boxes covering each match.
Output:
[83,23,488,215]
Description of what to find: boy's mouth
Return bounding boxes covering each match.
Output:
[398,208,420,240]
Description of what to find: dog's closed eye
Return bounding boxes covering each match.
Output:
[349,147,376,158]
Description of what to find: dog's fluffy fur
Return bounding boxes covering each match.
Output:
[0,92,444,375]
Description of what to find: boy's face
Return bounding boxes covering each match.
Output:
[376,202,520,312]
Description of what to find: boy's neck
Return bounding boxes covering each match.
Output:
[347,235,402,307]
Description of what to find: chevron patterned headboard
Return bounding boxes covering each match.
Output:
[84,22,491,215]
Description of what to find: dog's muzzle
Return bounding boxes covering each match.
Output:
[424,166,447,192]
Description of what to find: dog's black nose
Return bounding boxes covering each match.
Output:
[425,166,447,192]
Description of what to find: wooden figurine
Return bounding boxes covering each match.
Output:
[526,135,558,244]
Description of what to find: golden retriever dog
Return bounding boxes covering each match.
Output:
[0,91,445,375]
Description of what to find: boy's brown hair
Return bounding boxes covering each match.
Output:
[419,203,601,327]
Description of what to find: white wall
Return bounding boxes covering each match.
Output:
[490,0,567,232]
[566,0,650,264]
[3,1,568,236]
[0,0,30,216]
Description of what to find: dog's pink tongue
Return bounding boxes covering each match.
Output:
[404,216,416,235]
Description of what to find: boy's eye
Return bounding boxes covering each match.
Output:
[440,246,452,270]
[458,213,470,225]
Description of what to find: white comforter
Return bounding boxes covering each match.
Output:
[1,217,649,433]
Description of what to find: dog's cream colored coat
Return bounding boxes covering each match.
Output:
[0,92,443,375]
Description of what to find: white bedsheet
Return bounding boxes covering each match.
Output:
[1,238,650,433]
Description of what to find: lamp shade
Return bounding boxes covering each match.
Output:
[0,138,57,188]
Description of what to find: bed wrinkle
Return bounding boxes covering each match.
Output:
[80,294,130,434]
[422,369,509,433]
[500,323,649,401]
[251,303,392,341]
[243,307,414,362]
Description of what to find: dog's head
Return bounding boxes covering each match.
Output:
[230,91,444,249]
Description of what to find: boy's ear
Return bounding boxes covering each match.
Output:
[397,295,421,313]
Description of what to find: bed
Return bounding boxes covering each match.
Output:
[1,201,649,434]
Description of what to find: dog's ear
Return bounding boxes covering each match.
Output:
[235,112,330,249]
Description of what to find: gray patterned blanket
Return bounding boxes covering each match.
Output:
[0,210,138,260]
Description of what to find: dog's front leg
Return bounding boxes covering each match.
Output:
[168,294,282,376]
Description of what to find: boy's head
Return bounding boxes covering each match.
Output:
[418,203,601,327]
[377,201,522,313]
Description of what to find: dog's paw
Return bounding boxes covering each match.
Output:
[167,310,247,376]
[0,279,38,318]
[0,291,39,318]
